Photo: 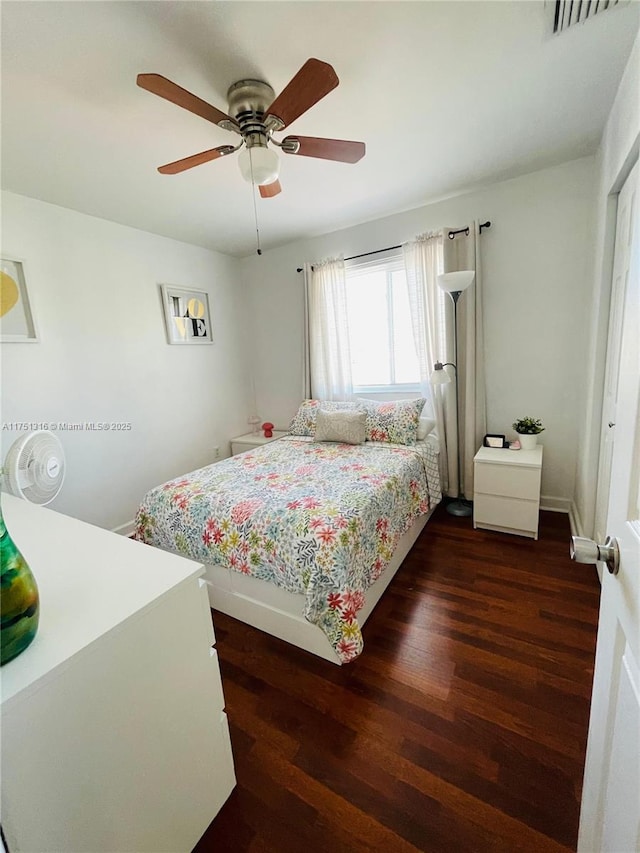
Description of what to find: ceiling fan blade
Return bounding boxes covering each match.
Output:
[157,146,235,175]
[264,59,339,130]
[137,73,238,131]
[282,136,365,164]
[259,180,282,198]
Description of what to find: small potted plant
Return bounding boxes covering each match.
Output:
[512,417,544,450]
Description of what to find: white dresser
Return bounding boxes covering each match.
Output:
[473,446,543,539]
[0,494,235,853]
[231,430,287,455]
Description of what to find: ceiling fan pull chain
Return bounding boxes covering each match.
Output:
[247,149,263,256]
[253,195,262,256]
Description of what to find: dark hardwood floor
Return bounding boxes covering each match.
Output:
[194,505,600,853]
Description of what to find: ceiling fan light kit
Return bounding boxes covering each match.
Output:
[237,145,280,186]
[136,58,366,198]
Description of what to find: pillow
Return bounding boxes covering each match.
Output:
[289,399,358,436]
[315,409,366,445]
[359,398,426,445]
[417,416,436,441]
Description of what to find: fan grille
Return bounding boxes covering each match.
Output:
[5,431,65,505]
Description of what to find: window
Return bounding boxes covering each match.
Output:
[344,251,445,393]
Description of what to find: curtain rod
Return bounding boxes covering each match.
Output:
[296,221,491,272]
[449,221,492,239]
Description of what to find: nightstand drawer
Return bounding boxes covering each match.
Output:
[475,462,541,500]
[231,441,252,455]
[474,494,539,533]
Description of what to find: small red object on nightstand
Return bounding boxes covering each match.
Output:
[262,422,274,438]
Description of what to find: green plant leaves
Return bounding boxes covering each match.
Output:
[512,417,544,434]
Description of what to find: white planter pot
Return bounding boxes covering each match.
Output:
[518,433,538,450]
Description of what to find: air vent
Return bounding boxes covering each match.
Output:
[550,0,629,33]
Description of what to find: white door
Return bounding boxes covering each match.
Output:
[577,162,639,852]
[593,175,634,548]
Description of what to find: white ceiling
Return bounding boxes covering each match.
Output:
[1,1,638,257]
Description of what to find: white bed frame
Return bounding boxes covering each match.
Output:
[202,505,435,665]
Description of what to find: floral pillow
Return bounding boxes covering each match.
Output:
[289,399,359,436]
[359,398,426,445]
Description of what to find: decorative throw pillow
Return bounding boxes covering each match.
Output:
[315,409,367,445]
[359,398,426,445]
[417,416,437,440]
[289,399,358,436]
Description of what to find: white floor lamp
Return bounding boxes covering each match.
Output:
[430,270,475,517]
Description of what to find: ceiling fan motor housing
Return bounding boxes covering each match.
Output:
[227,79,275,146]
[229,79,281,186]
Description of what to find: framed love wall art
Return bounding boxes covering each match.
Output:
[160,284,213,345]
[1,257,39,342]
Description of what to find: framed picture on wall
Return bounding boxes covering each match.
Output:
[160,284,213,345]
[1,257,39,343]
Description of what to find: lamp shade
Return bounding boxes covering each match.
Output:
[238,146,279,186]
[437,270,475,294]
[430,361,453,385]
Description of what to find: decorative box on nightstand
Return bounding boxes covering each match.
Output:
[473,445,543,539]
[230,430,287,456]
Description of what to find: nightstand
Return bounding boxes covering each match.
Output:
[230,430,287,456]
[473,445,543,539]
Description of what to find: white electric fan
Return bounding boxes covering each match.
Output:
[2,430,66,505]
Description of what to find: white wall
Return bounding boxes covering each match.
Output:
[0,192,250,530]
[574,33,640,538]
[240,157,596,505]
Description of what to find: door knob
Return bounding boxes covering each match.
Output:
[570,535,620,575]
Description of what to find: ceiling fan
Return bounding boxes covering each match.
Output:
[137,58,366,198]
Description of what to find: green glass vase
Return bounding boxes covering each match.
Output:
[1,500,39,665]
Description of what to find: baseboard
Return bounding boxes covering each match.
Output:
[539,495,571,514]
[539,496,584,538]
[111,519,136,537]
[569,501,585,538]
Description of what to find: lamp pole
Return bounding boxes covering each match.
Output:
[433,269,475,518]
[446,289,472,517]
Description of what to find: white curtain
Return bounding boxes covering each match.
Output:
[403,232,455,494]
[305,257,354,401]
[302,263,312,399]
[443,222,487,498]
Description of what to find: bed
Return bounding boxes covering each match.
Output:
[135,433,441,664]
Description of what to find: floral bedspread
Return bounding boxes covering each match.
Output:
[135,436,441,663]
